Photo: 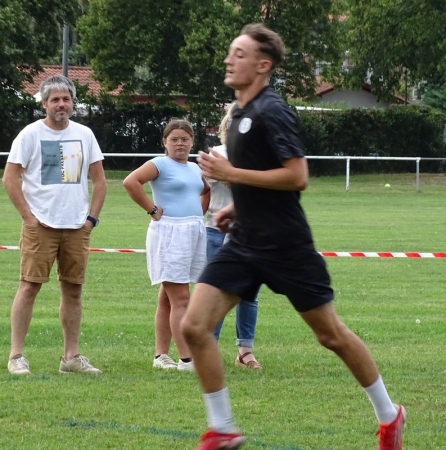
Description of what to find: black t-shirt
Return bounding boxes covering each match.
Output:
[226,86,314,250]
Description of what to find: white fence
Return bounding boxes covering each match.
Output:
[307,156,445,191]
[2,152,445,192]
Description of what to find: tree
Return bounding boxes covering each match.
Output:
[234,0,343,99]
[421,85,446,113]
[344,0,446,100]
[78,0,342,122]
[0,0,79,151]
[0,0,79,91]
[43,28,89,67]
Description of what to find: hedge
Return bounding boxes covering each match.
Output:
[2,98,445,175]
[297,106,446,175]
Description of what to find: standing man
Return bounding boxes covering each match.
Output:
[181,24,405,450]
[2,75,107,375]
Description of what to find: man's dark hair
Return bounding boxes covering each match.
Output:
[240,23,285,70]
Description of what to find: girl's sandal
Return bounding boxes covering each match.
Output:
[235,352,263,370]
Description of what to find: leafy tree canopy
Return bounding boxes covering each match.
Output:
[78,0,342,112]
[421,85,446,113]
[0,0,79,146]
[345,0,446,100]
[0,0,79,92]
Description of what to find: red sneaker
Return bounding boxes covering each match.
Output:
[196,429,245,450]
[376,404,406,450]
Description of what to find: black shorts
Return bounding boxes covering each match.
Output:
[198,241,334,312]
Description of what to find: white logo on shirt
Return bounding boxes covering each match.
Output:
[238,118,252,134]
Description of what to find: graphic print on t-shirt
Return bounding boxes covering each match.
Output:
[41,140,84,184]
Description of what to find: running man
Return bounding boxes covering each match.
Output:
[180,23,405,450]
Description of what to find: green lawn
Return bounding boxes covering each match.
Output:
[0,173,445,449]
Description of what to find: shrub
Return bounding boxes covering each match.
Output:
[297,106,446,175]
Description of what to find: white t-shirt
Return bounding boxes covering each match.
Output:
[7,119,104,228]
[205,145,233,229]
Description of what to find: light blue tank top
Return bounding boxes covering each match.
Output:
[149,156,204,217]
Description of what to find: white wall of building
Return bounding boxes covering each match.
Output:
[315,89,391,108]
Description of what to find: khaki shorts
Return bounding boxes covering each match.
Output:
[19,223,91,284]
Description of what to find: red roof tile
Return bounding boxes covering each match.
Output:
[315,77,335,96]
[22,65,118,97]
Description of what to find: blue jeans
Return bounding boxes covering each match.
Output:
[206,227,259,348]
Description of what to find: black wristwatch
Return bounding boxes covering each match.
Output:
[148,206,158,216]
[86,215,100,227]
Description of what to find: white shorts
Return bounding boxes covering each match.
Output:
[146,215,207,285]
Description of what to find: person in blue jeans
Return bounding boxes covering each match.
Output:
[205,103,262,370]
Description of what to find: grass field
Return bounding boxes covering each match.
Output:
[1,172,446,449]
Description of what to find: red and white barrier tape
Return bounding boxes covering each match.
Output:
[319,251,446,258]
[89,248,147,253]
[1,245,445,258]
[0,245,145,254]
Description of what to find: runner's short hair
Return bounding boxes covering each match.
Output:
[240,23,285,69]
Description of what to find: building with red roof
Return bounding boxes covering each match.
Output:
[22,65,119,99]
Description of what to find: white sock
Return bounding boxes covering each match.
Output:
[363,376,398,424]
[203,387,236,433]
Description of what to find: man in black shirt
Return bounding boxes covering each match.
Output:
[181,24,405,450]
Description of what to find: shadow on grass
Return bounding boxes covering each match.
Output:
[60,419,334,449]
